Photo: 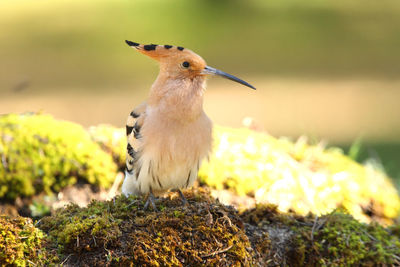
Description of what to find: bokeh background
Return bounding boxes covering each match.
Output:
[1,0,399,183]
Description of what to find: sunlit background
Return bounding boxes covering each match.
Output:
[1,0,399,182]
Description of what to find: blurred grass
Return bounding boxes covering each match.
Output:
[338,142,400,185]
[1,0,400,92]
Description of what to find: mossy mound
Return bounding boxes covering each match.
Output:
[38,188,253,266]
[32,189,400,266]
[242,205,400,266]
[199,126,400,224]
[0,215,47,266]
[2,189,399,266]
[0,113,117,200]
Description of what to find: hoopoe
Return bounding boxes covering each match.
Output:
[122,40,255,209]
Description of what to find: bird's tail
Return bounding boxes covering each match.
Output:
[122,169,140,196]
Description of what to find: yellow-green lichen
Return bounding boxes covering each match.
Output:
[0,113,117,200]
[88,124,126,169]
[0,216,47,266]
[199,126,400,224]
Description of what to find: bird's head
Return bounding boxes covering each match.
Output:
[125,40,255,90]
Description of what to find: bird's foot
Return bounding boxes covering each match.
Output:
[143,191,158,211]
[178,189,189,206]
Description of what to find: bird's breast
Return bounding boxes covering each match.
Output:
[140,107,212,173]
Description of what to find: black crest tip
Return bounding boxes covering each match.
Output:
[125,40,140,47]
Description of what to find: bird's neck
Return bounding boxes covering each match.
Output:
[148,73,206,122]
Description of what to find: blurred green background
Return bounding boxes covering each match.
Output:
[0,0,399,181]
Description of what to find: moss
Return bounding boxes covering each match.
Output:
[199,126,400,224]
[38,188,253,266]
[40,203,122,256]
[0,215,48,266]
[12,120,395,225]
[300,213,400,265]
[1,190,398,266]
[0,113,117,200]
[242,204,400,266]
[88,124,126,169]
[1,114,399,265]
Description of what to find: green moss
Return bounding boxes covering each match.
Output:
[0,215,48,266]
[40,203,122,255]
[38,188,253,266]
[0,113,117,200]
[1,114,399,265]
[242,204,400,266]
[88,124,126,169]
[199,126,400,224]
[303,213,400,265]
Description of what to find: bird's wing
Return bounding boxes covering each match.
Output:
[125,102,147,174]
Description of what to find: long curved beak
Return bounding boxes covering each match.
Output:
[201,66,256,90]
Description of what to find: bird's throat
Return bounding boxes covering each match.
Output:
[148,74,206,122]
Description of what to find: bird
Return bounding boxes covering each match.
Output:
[122,40,255,209]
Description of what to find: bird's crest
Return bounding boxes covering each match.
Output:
[125,40,193,61]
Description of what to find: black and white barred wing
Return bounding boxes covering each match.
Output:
[123,102,147,195]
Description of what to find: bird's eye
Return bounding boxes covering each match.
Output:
[182,61,190,68]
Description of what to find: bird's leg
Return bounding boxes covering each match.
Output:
[178,189,189,206]
[143,191,158,211]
